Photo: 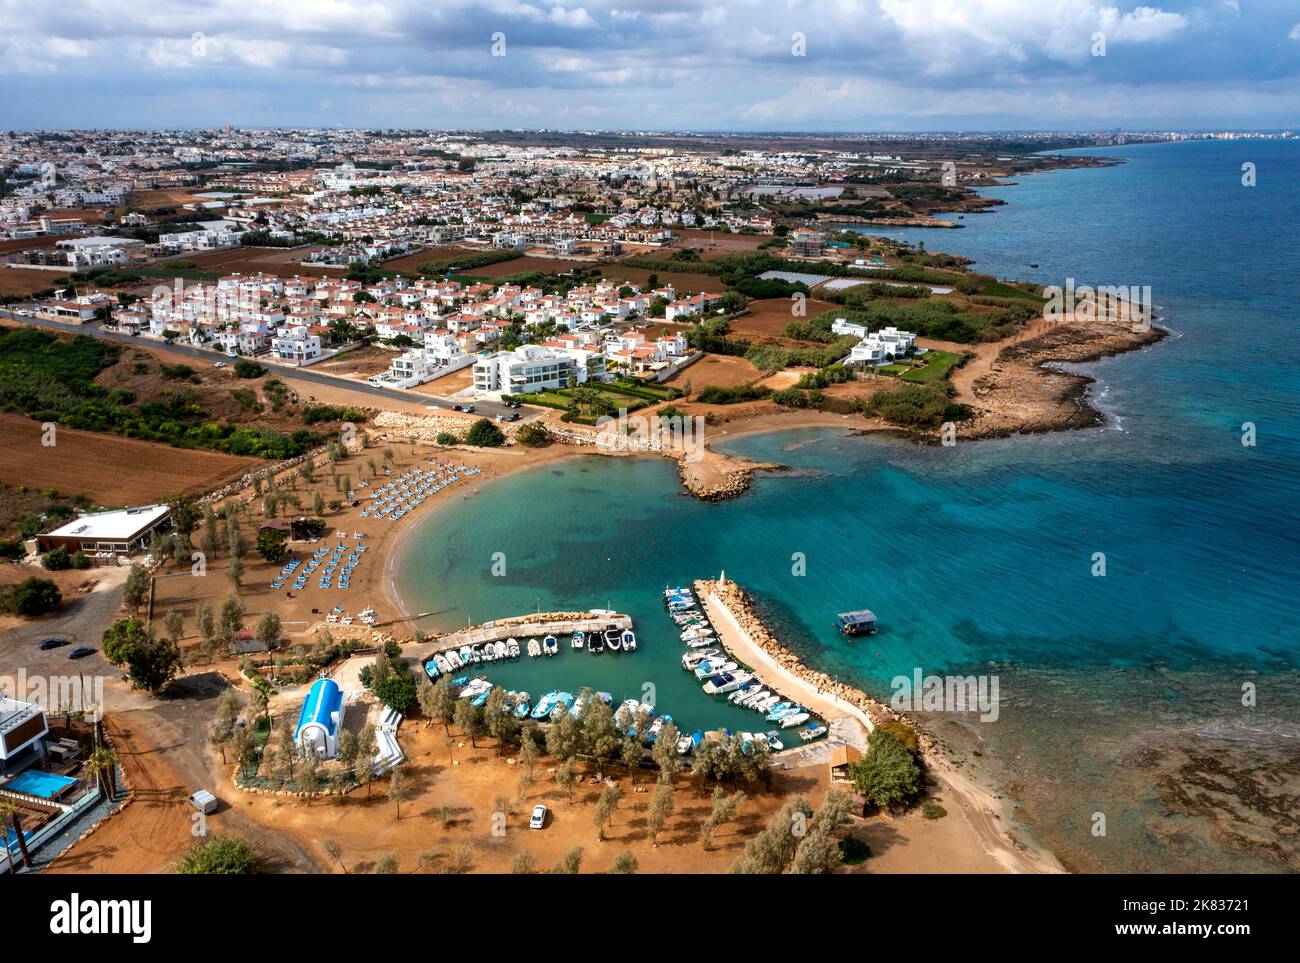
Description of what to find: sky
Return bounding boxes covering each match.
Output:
[1,0,1298,132]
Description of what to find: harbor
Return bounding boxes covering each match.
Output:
[411,580,849,757]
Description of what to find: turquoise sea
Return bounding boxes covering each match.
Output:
[396,140,1300,873]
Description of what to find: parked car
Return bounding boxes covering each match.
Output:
[507,413,520,422]
[506,400,521,409]
[213,361,226,368]
[39,637,68,650]
[68,646,95,659]
[529,804,548,830]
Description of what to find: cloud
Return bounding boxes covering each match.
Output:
[0,0,1294,129]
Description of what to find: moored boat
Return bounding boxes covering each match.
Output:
[780,712,811,729]
[571,631,585,649]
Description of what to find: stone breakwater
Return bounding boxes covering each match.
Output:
[696,578,937,755]
[676,449,777,501]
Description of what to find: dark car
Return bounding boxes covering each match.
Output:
[507,413,520,422]
[506,401,521,409]
[451,404,463,411]
[39,637,69,650]
[68,646,96,659]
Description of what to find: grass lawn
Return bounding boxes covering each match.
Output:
[902,349,964,384]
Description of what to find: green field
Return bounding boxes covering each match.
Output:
[901,349,964,384]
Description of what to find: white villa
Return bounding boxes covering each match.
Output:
[473,344,606,395]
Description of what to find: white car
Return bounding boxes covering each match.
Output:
[529,804,548,830]
[213,361,226,368]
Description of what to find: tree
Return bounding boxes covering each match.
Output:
[463,417,505,448]
[551,846,583,875]
[619,731,644,782]
[255,611,282,650]
[702,787,747,850]
[195,601,215,644]
[356,724,378,795]
[545,711,580,761]
[337,729,359,772]
[849,730,921,812]
[388,765,408,819]
[652,722,684,779]
[647,778,675,845]
[0,799,31,871]
[164,492,201,547]
[323,839,347,874]
[556,758,578,802]
[162,609,184,642]
[453,699,484,747]
[122,563,149,613]
[730,796,811,874]
[298,746,321,796]
[175,836,259,874]
[125,635,183,693]
[218,595,245,646]
[0,576,61,617]
[102,617,150,665]
[256,527,288,563]
[226,554,244,591]
[594,782,622,841]
[609,851,638,874]
[789,789,854,875]
[514,421,551,447]
[509,850,536,874]
[88,746,118,798]
[428,675,456,732]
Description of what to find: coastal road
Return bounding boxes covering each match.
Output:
[0,306,527,420]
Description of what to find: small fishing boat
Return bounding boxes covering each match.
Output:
[445,650,463,669]
[571,630,585,649]
[433,653,452,674]
[684,635,716,649]
[470,686,492,707]
[459,645,473,664]
[763,731,783,751]
[526,638,541,658]
[621,629,636,651]
[645,715,672,743]
[604,628,622,652]
[550,692,574,719]
[424,661,440,680]
[542,634,558,656]
[780,712,811,729]
[764,701,793,720]
[676,734,694,756]
[506,638,520,658]
[799,723,828,741]
[514,693,532,719]
[531,692,560,720]
[588,631,605,654]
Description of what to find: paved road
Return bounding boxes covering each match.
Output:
[0,306,525,420]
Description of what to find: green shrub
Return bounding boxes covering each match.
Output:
[0,576,62,616]
[175,836,260,874]
[463,418,505,448]
[435,430,460,446]
[922,802,948,820]
[514,421,551,447]
[233,359,265,379]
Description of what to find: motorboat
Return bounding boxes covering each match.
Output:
[526,638,542,658]
[694,660,737,679]
[753,695,781,713]
[780,712,811,729]
[676,734,694,756]
[588,631,605,654]
[764,701,793,719]
[506,638,520,658]
[621,629,636,651]
[542,635,558,656]
[681,625,713,640]
[514,693,532,719]
[762,731,784,751]
[470,685,492,707]
[571,631,585,649]
[445,650,463,669]
[530,692,560,720]
[604,627,621,651]
[703,672,746,695]
[433,653,452,674]
[458,678,491,701]
[645,715,672,743]
[684,635,716,649]
[550,692,574,718]
[423,661,440,680]
[799,723,828,741]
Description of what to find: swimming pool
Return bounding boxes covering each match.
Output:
[4,770,77,799]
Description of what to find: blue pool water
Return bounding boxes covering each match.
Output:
[5,770,77,798]
[396,140,1300,873]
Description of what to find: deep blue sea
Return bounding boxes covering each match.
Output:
[397,140,1300,872]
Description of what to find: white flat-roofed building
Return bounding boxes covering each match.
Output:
[473,345,605,395]
[270,324,322,363]
[35,504,170,559]
[0,696,50,775]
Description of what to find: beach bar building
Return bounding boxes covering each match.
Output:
[35,505,171,562]
[294,678,344,759]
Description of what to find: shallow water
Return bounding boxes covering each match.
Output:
[396,140,1300,872]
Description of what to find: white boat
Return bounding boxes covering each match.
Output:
[506,638,520,658]
[459,645,472,664]
[621,629,636,651]
[605,628,622,652]
[704,671,748,695]
[526,638,541,658]
[681,626,713,641]
[433,654,452,674]
[681,649,720,669]
[571,631,585,649]
[676,734,694,756]
[684,635,716,649]
[542,635,558,656]
[780,712,811,729]
[799,724,828,742]
[694,660,737,680]
[753,695,780,713]
[740,689,772,708]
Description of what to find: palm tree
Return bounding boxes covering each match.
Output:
[88,746,118,799]
[0,799,30,872]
